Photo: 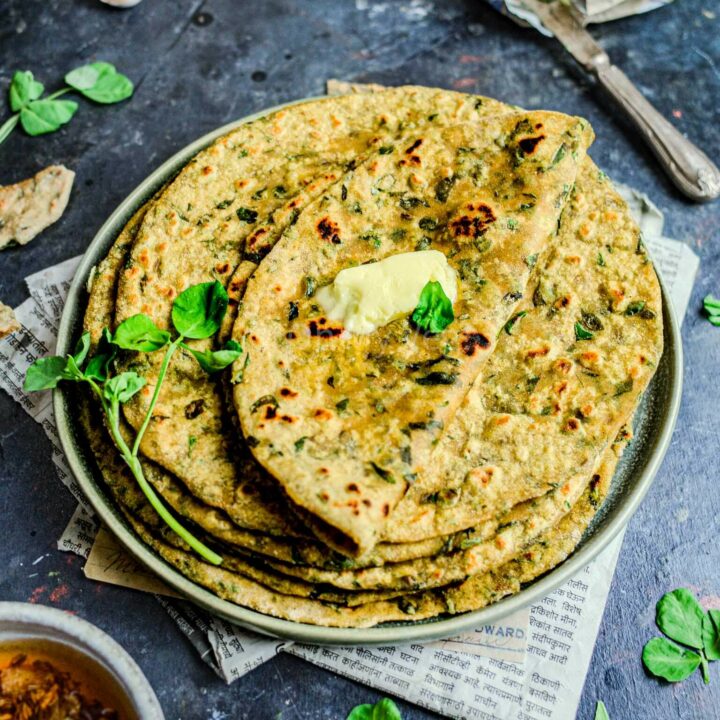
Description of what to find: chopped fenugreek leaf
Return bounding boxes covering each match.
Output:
[574,322,593,341]
[504,311,527,335]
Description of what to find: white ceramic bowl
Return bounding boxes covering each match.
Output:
[0,602,164,719]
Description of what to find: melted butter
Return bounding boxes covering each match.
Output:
[316,250,457,334]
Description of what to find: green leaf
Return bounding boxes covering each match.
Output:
[63,354,86,381]
[19,98,78,136]
[172,281,228,339]
[24,356,69,391]
[103,371,146,404]
[702,609,720,661]
[113,314,171,352]
[347,697,402,720]
[656,588,705,649]
[9,70,44,112]
[595,700,610,720]
[65,62,133,104]
[504,310,527,335]
[642,637,701,682]
[84,328,117,381]
[411,281,454,335]
[704,294,720,323]
[236,207,258,223]
[574,322,593,341]
[73,331,91,367]
[183,339,242,374]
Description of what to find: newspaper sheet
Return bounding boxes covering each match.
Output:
[0,185,699,717]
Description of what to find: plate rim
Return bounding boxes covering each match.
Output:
[53,97,684,645]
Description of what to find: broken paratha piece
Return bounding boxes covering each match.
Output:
[0,301,19,339]
[0,165,74,250]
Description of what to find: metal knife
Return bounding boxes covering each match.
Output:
[521,0,720,202]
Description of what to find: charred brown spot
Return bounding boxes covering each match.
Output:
[450,203,496,239]
[184,399,205,419]
[265,406,277,420]
[247,227,268,248]
[566,418,580,431]
[314,408,332,420]
[215,262,230,274]
[346,483,360,493]
[461,332,491,356]
[535,123,543,130]
[319,467,329,475]
[518,135,545,154]
[202,165,213,175]
[286,331,296,339]
[382,503,390,517]
[527,346,550,358]
[280,387,298,398]
[250,334,259,343]
[554,295,571,309]
[309,320,342,338]
[317,217,341,244]
[362,499,372,507]
[405,138,423,154]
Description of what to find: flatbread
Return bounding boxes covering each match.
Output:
[83,153,660,574]
[0,165,74,250]
[233,112,593,555]
[0,301,19,339]
[107,436,622,626]
[72,88,662,628]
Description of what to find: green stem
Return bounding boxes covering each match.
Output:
[701,652,710,685]
[46,87,72,101]
[86,377,222,566]
[0,114,19,147]
[131,336,182,456]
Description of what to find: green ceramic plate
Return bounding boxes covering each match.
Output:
[54,99,683,645]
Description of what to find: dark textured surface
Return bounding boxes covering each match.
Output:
[0,1,718,718]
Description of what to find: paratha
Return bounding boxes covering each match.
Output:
[233,112,593,555]
[69,86,664,629]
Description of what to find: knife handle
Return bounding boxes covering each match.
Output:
[596,63,720,202]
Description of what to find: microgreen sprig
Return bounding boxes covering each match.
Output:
[1,62,133,148]
[642,587,720,685]
[347,697,402,720]
[24,281,241,565]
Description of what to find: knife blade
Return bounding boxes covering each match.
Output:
[519,0,720,202]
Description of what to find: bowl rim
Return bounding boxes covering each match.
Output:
[53,97,684,645]
[0,601,164,718]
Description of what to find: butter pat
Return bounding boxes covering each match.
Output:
[316,250,457,334]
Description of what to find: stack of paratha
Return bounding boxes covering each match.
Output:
[79,85,663,627]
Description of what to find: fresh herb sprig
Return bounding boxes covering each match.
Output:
[24,281,241,565]
[1,62,133,148]
[411,280,454,335]
[347,697,402,720]
[704,294,720,326]
[642,587,720,685]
